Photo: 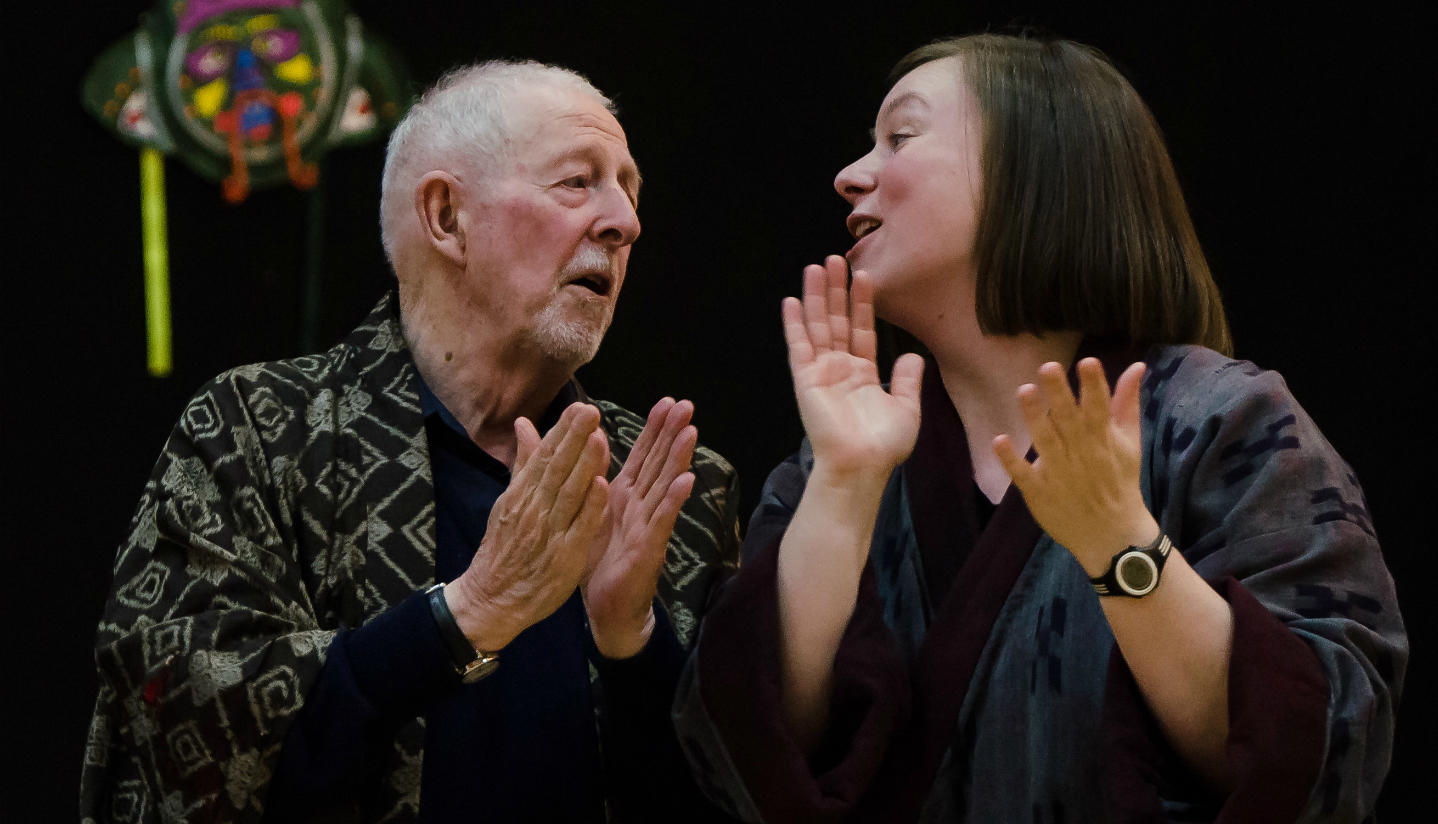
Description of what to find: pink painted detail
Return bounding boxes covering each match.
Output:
[252,28,301,63]
[184,42,236,83]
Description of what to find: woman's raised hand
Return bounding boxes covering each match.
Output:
[782,255,924,480]
[993,358,1159,574]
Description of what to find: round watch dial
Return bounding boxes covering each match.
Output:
[1115,551,1160,596]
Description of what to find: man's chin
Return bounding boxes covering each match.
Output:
[526,321,608,369]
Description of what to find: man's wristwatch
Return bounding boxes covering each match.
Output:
[426,583,500,684]
[1089,533,1173,598]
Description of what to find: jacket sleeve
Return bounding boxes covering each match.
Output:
[1104,350,1407,823]
[81,371,359,823]
[673,443,911,823]
[597,441,746,824]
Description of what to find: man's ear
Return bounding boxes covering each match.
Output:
[415,172,467,267]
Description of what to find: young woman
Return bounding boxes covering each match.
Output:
[675,34,1405,823]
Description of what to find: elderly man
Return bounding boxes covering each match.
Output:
[81,61,740,822]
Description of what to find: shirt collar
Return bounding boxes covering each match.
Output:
[415,368,585,442]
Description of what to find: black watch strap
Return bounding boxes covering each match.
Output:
[1090,533,1173,598]
[426,583,499,683]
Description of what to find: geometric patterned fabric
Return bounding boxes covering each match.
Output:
[81,292,742,822]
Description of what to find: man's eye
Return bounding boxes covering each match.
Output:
[887,132,913,149]
[561,176,588,188]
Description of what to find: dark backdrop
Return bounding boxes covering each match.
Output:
[3,1,1430,819]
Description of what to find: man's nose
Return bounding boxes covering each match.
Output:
[592,186,641,247]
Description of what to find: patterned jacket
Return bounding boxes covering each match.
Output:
[677,343,1405,823]
[81,293,742,822]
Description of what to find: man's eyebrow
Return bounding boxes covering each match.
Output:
[625,166,643,200]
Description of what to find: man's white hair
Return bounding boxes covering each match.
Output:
[378,60,615,265]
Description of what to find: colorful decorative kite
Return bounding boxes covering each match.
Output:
[82,0,409,375]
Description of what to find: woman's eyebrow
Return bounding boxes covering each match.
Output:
[869,92,930,140]
[878,91,929,122]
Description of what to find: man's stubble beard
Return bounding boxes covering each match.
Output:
[523,295,612,369]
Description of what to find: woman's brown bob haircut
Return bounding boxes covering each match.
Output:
[891,34,1232,355]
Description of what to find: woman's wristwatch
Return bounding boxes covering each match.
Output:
[1089,533,1173,598]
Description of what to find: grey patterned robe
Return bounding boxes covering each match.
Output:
[80,293,742,822]
[676,343,1404,823]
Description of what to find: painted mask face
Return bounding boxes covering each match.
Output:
[84,0,408,202]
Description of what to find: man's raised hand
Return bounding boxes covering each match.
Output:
[447,403,611,652]
[582,397,697,659]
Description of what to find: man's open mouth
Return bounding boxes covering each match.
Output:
[566,272,613,296]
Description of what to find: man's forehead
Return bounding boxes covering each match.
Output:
[513,92,641,189]
[512,87,625,143]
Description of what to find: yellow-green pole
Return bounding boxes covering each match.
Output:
[140,147,172,376]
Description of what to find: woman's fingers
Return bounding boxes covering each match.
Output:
[1036,362,1080,435]
[781,297,815,372]
[1018,381,1066,459]
[849,269,877,362]
[802,264,833,354]
[890,352,924,407]
[992,433,1034,488]
[1076,357,1113,431]
[824,255,851,353]
[1112,361,1146,431]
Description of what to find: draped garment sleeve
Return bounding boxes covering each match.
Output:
[80,301,441,823]
[1102,346,1405,823]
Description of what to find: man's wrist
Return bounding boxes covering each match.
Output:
[590,606,656,660]
[444,575,515,652]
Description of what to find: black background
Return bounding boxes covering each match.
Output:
[2,1,1431,819]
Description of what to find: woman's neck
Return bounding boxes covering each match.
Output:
[917,313,1082,503]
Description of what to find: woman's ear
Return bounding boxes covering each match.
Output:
[414,171,467,267]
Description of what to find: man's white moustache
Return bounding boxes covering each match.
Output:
[563,247,614,276]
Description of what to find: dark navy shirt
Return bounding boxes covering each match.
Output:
[267,376,701,822]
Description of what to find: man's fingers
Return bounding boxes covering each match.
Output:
[639,424,697,518]
[620,397,675,483]
[824,255,851,354]
[650,471,696,532]
[513,416,541,474]
[552,429,610,527]
[572,476,610,547]
[632,401,694,497]
[537,405,602,507]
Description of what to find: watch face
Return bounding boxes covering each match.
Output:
[460,655,500,685]
[1116,551,1160,596]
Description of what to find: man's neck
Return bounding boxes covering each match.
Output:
[402,304,573,468]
